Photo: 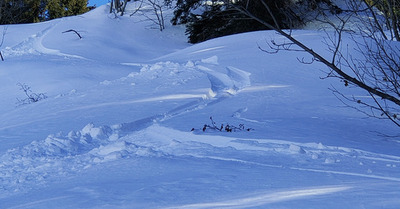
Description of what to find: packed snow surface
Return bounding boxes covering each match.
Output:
[1,3,400,209]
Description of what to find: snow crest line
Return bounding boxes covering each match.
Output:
[53,93,209,114]
[163,185,351,209]
[289,167,400,182]
[189,46,226,54]
[188,155,400,182]
[135,125,400,182]
[5,196,70,209]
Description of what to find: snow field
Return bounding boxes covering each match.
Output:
[1,2,400,208]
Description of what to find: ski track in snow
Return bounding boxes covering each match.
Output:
[3,20,86,59]
[4,196,71,209]
[1,56,400,200]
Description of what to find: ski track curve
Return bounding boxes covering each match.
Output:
[3,20,86,59]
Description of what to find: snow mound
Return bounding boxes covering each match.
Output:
[288,144,306,154]
[0,123,161,195]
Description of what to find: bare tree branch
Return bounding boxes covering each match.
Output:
[62,29,82,39]
[232,0,400,127]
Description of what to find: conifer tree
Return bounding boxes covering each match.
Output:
[174,0,341,43]
[46,0,65,20]
[175,0,303,43]
[23,0,42,22]
[63,0,88,16]
[0,0,88,24]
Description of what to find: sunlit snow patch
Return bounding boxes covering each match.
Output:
[164,185,351,209]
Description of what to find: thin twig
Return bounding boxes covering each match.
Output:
[62,29,82,39]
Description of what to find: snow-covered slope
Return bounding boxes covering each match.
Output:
[1,3,399,209]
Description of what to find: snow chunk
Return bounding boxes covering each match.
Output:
[81,123,111,140]
[95,141,130,156]
[101,80,112,85]
[127,72,139,77]
[226,66,251,89]
[185,60,195,67]
[289,144,306,154]
[386,164,396,168]
[201,55,219,64]
[324,158,336,164]
[317,142,326,149]
[197,65,235,95]
[196,64,251,97]
[89,141,133,163]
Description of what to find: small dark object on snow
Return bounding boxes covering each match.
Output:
[63,29,82,39]
[193,117,254,132]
